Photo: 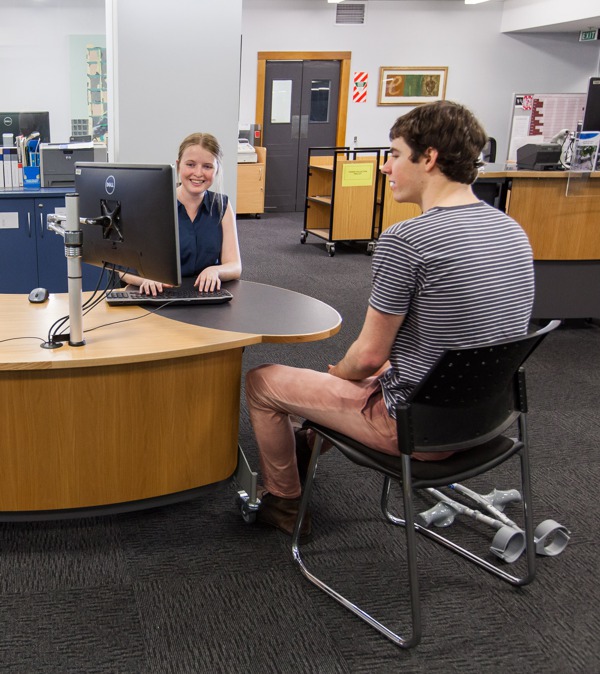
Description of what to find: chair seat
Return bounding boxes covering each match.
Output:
[305,422,517,488]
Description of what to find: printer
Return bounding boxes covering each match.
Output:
[40,142,107,187]
[516,143,562,171]
[237,138,257,163]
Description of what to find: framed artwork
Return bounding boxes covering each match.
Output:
[378,66,448,106]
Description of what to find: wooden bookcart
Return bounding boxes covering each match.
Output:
[302,147,381,256]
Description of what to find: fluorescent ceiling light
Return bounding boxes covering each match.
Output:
[328,1,345,4]
[465,0,491,4]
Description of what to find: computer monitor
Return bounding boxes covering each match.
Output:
[582,76,600,132]
[0,111,50,142]
[75,162,181,286]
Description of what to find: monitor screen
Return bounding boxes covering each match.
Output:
[75,162,181,287]
[582,76,600,132]
[1,111,50,142]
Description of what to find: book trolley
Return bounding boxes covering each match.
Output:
[301,147,381,256]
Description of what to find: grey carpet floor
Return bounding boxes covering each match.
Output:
[0,211,598,673]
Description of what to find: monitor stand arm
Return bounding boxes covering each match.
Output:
[45,193,85,348]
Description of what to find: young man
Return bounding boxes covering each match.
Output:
[245,100,534,541]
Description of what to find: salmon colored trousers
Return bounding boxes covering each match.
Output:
[245,364,398,499]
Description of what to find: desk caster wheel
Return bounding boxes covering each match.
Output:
[236,491,260,524]
[326,243,335,257]
[300,231,307,244]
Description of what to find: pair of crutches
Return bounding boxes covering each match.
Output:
[417,484,570,563]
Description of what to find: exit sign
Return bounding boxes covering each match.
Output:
[579,29,598,41]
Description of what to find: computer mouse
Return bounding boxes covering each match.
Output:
[28,287,49,303]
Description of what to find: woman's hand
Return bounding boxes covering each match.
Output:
[195,267,221,292]
[137,279,172,296]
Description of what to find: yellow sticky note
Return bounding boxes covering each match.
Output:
[341,162,374,187]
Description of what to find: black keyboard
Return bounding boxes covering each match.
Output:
[106,287,233,306]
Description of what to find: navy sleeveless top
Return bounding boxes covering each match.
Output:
[177,191,228,277]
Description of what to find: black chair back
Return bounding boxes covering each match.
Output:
[482,137,497,163]
[401,323,558,453]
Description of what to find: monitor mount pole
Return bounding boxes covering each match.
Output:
[45,192,85,348]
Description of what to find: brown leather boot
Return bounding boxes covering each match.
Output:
[257,492,312,543]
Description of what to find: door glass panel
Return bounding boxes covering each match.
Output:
[310,79,331,122]
[271,80,292,123]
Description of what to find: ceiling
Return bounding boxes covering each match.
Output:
[0,0,598,34]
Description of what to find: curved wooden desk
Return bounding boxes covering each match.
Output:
[0,281,341,518]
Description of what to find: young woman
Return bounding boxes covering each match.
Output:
[122,132,242,295]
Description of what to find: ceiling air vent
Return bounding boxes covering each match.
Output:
[335,3,366,26]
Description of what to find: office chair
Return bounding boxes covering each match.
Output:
[481,136,497,163]
[292,320,561,648]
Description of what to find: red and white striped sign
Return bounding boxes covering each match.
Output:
[353,71,368,103]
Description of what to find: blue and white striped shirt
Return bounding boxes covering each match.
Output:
[370,201,534,416]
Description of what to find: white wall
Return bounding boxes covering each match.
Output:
[106,0,242,190]
[240,0,600,160]
[0,3,105,142]
[1,0,598,167]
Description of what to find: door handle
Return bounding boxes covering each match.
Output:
[39,208,44,237]
[300,114,309,139]
[27,212,31,238]
[291,115,299,140]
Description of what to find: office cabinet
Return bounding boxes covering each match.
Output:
[0,190,101,294]
[237,146,266,216]
[0,197,40,293]
[302,147,380,256]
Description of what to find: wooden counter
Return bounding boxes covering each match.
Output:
[479,168,600,261]
[0,281,341,516]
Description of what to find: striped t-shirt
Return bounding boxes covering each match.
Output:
[370,201,534,416]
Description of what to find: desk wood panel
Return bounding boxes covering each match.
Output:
[0,350,242,511]
[0,282,341,514]
[507,176,600,260]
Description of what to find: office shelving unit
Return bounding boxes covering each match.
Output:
[301,147,380,256]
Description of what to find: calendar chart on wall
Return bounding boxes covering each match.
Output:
[506,92,587,163]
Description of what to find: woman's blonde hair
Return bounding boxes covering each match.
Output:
[177,132,226,215]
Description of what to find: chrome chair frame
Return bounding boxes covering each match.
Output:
[291,320,560,648]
